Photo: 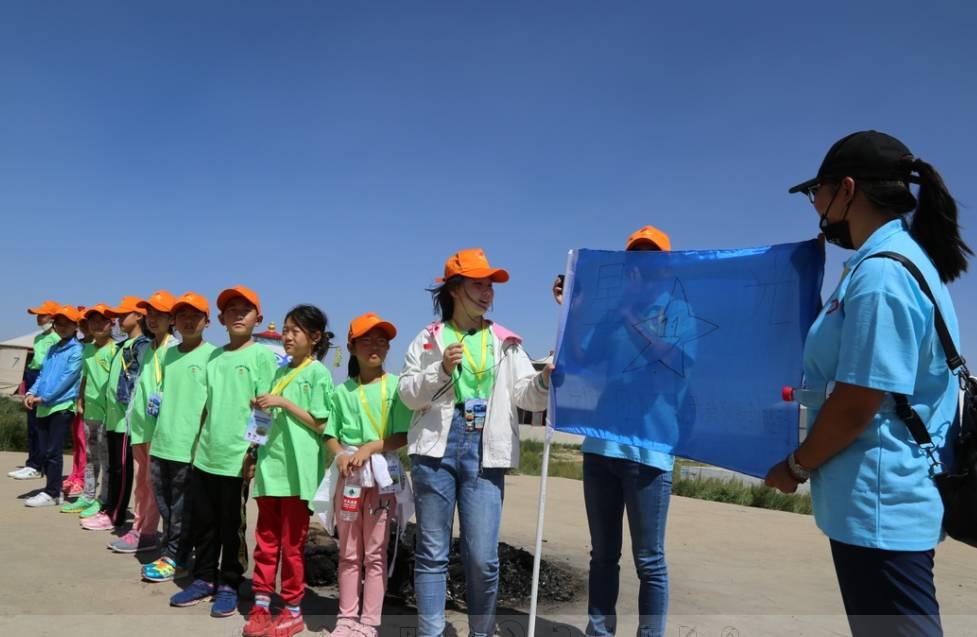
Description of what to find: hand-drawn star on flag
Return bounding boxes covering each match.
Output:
[623,278,719,377]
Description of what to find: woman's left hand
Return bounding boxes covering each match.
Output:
[764,461,799,494]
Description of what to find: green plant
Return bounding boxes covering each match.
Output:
[0,397,28,451]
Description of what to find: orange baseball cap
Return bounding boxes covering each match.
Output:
[138,290,178,313]
[171,291,210,317]
[52,305,82,323]
[83,304,114,319]
[27,300,61,316]
[625,225,671,251]
[107,296,147,318]
[436,248,510,283]
[348,312,397,345]
[217,285,262,315]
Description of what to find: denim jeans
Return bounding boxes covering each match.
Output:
[411,407,505,637]
[583,453,671,637]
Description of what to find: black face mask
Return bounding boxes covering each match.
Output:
[818,185,855,250]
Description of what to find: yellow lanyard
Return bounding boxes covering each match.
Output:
[358,374,389,440]
[97,342,117,372]
[271,357,313,396]
[152,335,170,386]
[449,322,489,397]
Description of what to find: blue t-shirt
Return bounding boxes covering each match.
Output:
[803,219,960,551]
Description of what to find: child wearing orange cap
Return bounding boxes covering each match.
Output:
[23,305,85,507]
[143,292,216,583]
[241,304,334,637]
[61,305,118,516]
[170,285,278,618]
[82,297,150,531]
[316,312,411,637]
[9,300,62,481]
[107,290,178,554]
[399,249,551,637]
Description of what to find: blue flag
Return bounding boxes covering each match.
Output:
[551,240,825,478]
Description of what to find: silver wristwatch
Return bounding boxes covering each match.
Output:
[787,452,811,483]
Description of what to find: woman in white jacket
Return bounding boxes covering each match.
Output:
[398,248,551,637]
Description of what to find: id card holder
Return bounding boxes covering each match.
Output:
[146,392,162,417]
[245,408,273,445]
[464,398,488,431]
[379,452,403,495]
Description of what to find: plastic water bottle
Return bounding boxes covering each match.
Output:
[339,471,362,522]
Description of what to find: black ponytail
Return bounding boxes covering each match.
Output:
[347,355,361,379]
[426,276,464,321]
[284,304,330,361]
[910,159,972,283]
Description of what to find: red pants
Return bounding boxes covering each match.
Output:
[66,412,86,486]
[252,496,311,606]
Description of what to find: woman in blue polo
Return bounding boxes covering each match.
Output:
[765,131,970,637]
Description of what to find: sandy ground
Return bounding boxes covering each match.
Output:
[1,451,976,637]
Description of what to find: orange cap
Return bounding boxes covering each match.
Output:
[83,304,114,319]
[436,248,510,283]
[27,300,61,316]
[52,305,82,324]
[348,312,397,345]
[171,291,210,317]
[217,285,262,315]
[625,225,671,251]
[138,290,178,313]
[106,296,147,318]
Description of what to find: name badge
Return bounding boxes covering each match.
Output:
[146,392,162,417]
[245,408,273,446]
[464,398,488,431]
[379,452,403,495]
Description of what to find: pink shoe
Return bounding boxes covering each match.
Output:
[81,512,114,531]
[327,618,358,637]
[65,483,84,498]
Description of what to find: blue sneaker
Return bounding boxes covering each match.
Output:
[210,585,238,618]
[169,579,214,607]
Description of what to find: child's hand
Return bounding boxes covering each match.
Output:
[75,398,85,417]
[242,450,257,481]
[23,395,38,410]
[336,453,353,477]
[349,446,373,470]
[253,394,285,411]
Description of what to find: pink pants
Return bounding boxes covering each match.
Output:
[131,443,160,535]
[335,477,395,627]
[66,412,86,485]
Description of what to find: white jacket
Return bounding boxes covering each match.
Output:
[398,321,548,468]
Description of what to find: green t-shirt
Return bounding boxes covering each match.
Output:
[150,342,216,463]
[38,399,74,419]
[81,340,117,424]
[193,342,279,478]
[324,373,412,446]
[105,337,137,434]
[29,330,60,371]
[254,360,334,505]
[443,322,496,402]
[128,336,178,445]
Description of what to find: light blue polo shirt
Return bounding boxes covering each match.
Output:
[803,219,960,551]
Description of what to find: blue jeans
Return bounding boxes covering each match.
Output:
[583,453,671,637]
[830,539,942,637]
[23,368,43,472]
[411,407,505,637]
[36,409,73,498]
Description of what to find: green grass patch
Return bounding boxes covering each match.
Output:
[0,397,28,452]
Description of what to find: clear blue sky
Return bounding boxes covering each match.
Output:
[2,2,975,374]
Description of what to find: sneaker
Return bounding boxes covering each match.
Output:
[242,605,275,637]
[25,492,62,507]
[64,482,84,498]
[327,619,358,637]
[210,585,238,618]
[272,611,305,637]
[170,579,215,607]
[79,500,102,518]
[143,557,179,583]
[7,465,26,477]
[109,530,159,553]
[350,624,377,637]
[61,497,93,514]
[81,512,115,531]
[13,467,43,480]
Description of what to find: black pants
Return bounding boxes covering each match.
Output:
[36,409,73,498]
[105,432,134,527]
[23,368,43,472]
[151,457,194,565]
[191,468,249,589]
[830,539,942,637]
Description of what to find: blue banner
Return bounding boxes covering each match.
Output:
[551,240,824,478]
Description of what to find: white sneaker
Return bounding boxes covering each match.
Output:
[7,466,26,477]
[25,492,62,507]
[13,467,43,480]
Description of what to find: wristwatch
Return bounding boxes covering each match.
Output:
[786,452,811,483]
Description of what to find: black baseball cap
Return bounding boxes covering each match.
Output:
[789,130,916,194]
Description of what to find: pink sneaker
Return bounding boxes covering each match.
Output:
[327,618,358,637]
[81,512,114,531]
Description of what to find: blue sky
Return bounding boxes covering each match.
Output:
[2,1,975,375]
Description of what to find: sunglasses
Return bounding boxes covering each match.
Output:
[804,183,822,204]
